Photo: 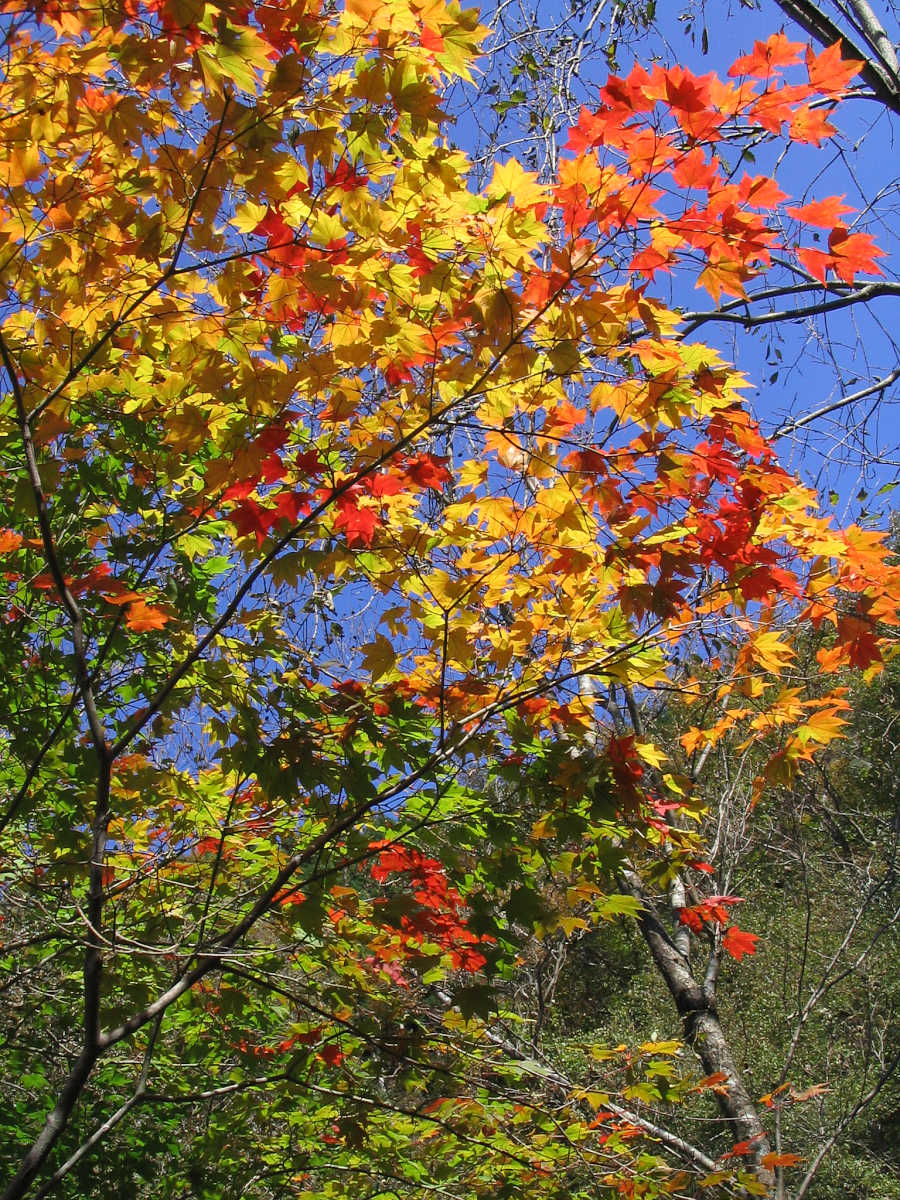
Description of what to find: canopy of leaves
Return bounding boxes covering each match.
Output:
[0,1,898,1197]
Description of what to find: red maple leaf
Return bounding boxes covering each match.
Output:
[738,565,802,602]
[403,453,451,490]
[789,104,837,146]
[606,735,644,807]
[796,245,831,283]
[722,925,760,961]
[738,174,787,208]
[230,497,275,545]
[663,66,711,114]
[599,65,654,115]
[689,861,715,874]
[369,473,404,497]
[836,614,882,668]
[318,1044,344,1067]
[722,1135,766,1159]
[294,448,324,476]
[567,447,608,473]
[333,495,379,548]
[325,160,368,191]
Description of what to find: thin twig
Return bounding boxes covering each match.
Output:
[772,367,900,439]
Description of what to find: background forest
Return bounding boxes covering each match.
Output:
[0,1,898,1198]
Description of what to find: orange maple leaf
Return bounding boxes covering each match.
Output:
[806,41,862,95]
[124,600,171,632]
[785,195,854,227]
[789,104,836,146]
[827,225,886,283]
[697,259,749,304]
[729,33,805,78]
[762,1152,805,1169]
[671,147,720,192]
[543,400,584,436]
[796,245,831,283]
[790,1082,831,1102]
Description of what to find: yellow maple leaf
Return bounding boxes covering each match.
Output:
[487,159,549,209]
[360,634,396,681]
[746,631,796,674]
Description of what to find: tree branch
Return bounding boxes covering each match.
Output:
[773,0,900,115]
[680,280,900,336]
[772,366,900,438]
[794,1044,900,1200]
[30,1018,163,1200]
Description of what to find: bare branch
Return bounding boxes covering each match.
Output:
[772,366,900,438]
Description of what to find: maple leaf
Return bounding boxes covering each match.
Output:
[318,1044,344,1067]
[796,706,848,746]
[678,907,706,933]
[796,245,832,283]
[836,614,882,668]
[369,473,404,497]
[762,1152,805,1168]
[790,1082,831,1102]
[230,497,276,546]
[758,1082,791,1107]
[333,496,380,548]
[543,400,584,435]
[789,104,836,147]
[746,631,796,674]
[786,196,854,227]
[697,259,749,304]
[671,146,720,191]
[566,447,609,474]
[722,1135,766,1159]
[738,565,802,602]
[325,159,368,192]
[806,41,862,95]
[663,66,711,114]
[693,1071,731,1092]
[729,33,805,77]
[722,925,760,962]
[487,158,549,209]
[403,453,452,490]
[827,225,886,283]
[360,634,396,681]
[294,449,324,476]
[123,600,170,632]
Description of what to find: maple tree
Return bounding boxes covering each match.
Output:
[0,0,898,1197]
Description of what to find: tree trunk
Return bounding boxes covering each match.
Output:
[631,889,775,1191]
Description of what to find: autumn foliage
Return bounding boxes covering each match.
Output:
[0,0,898,1196]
